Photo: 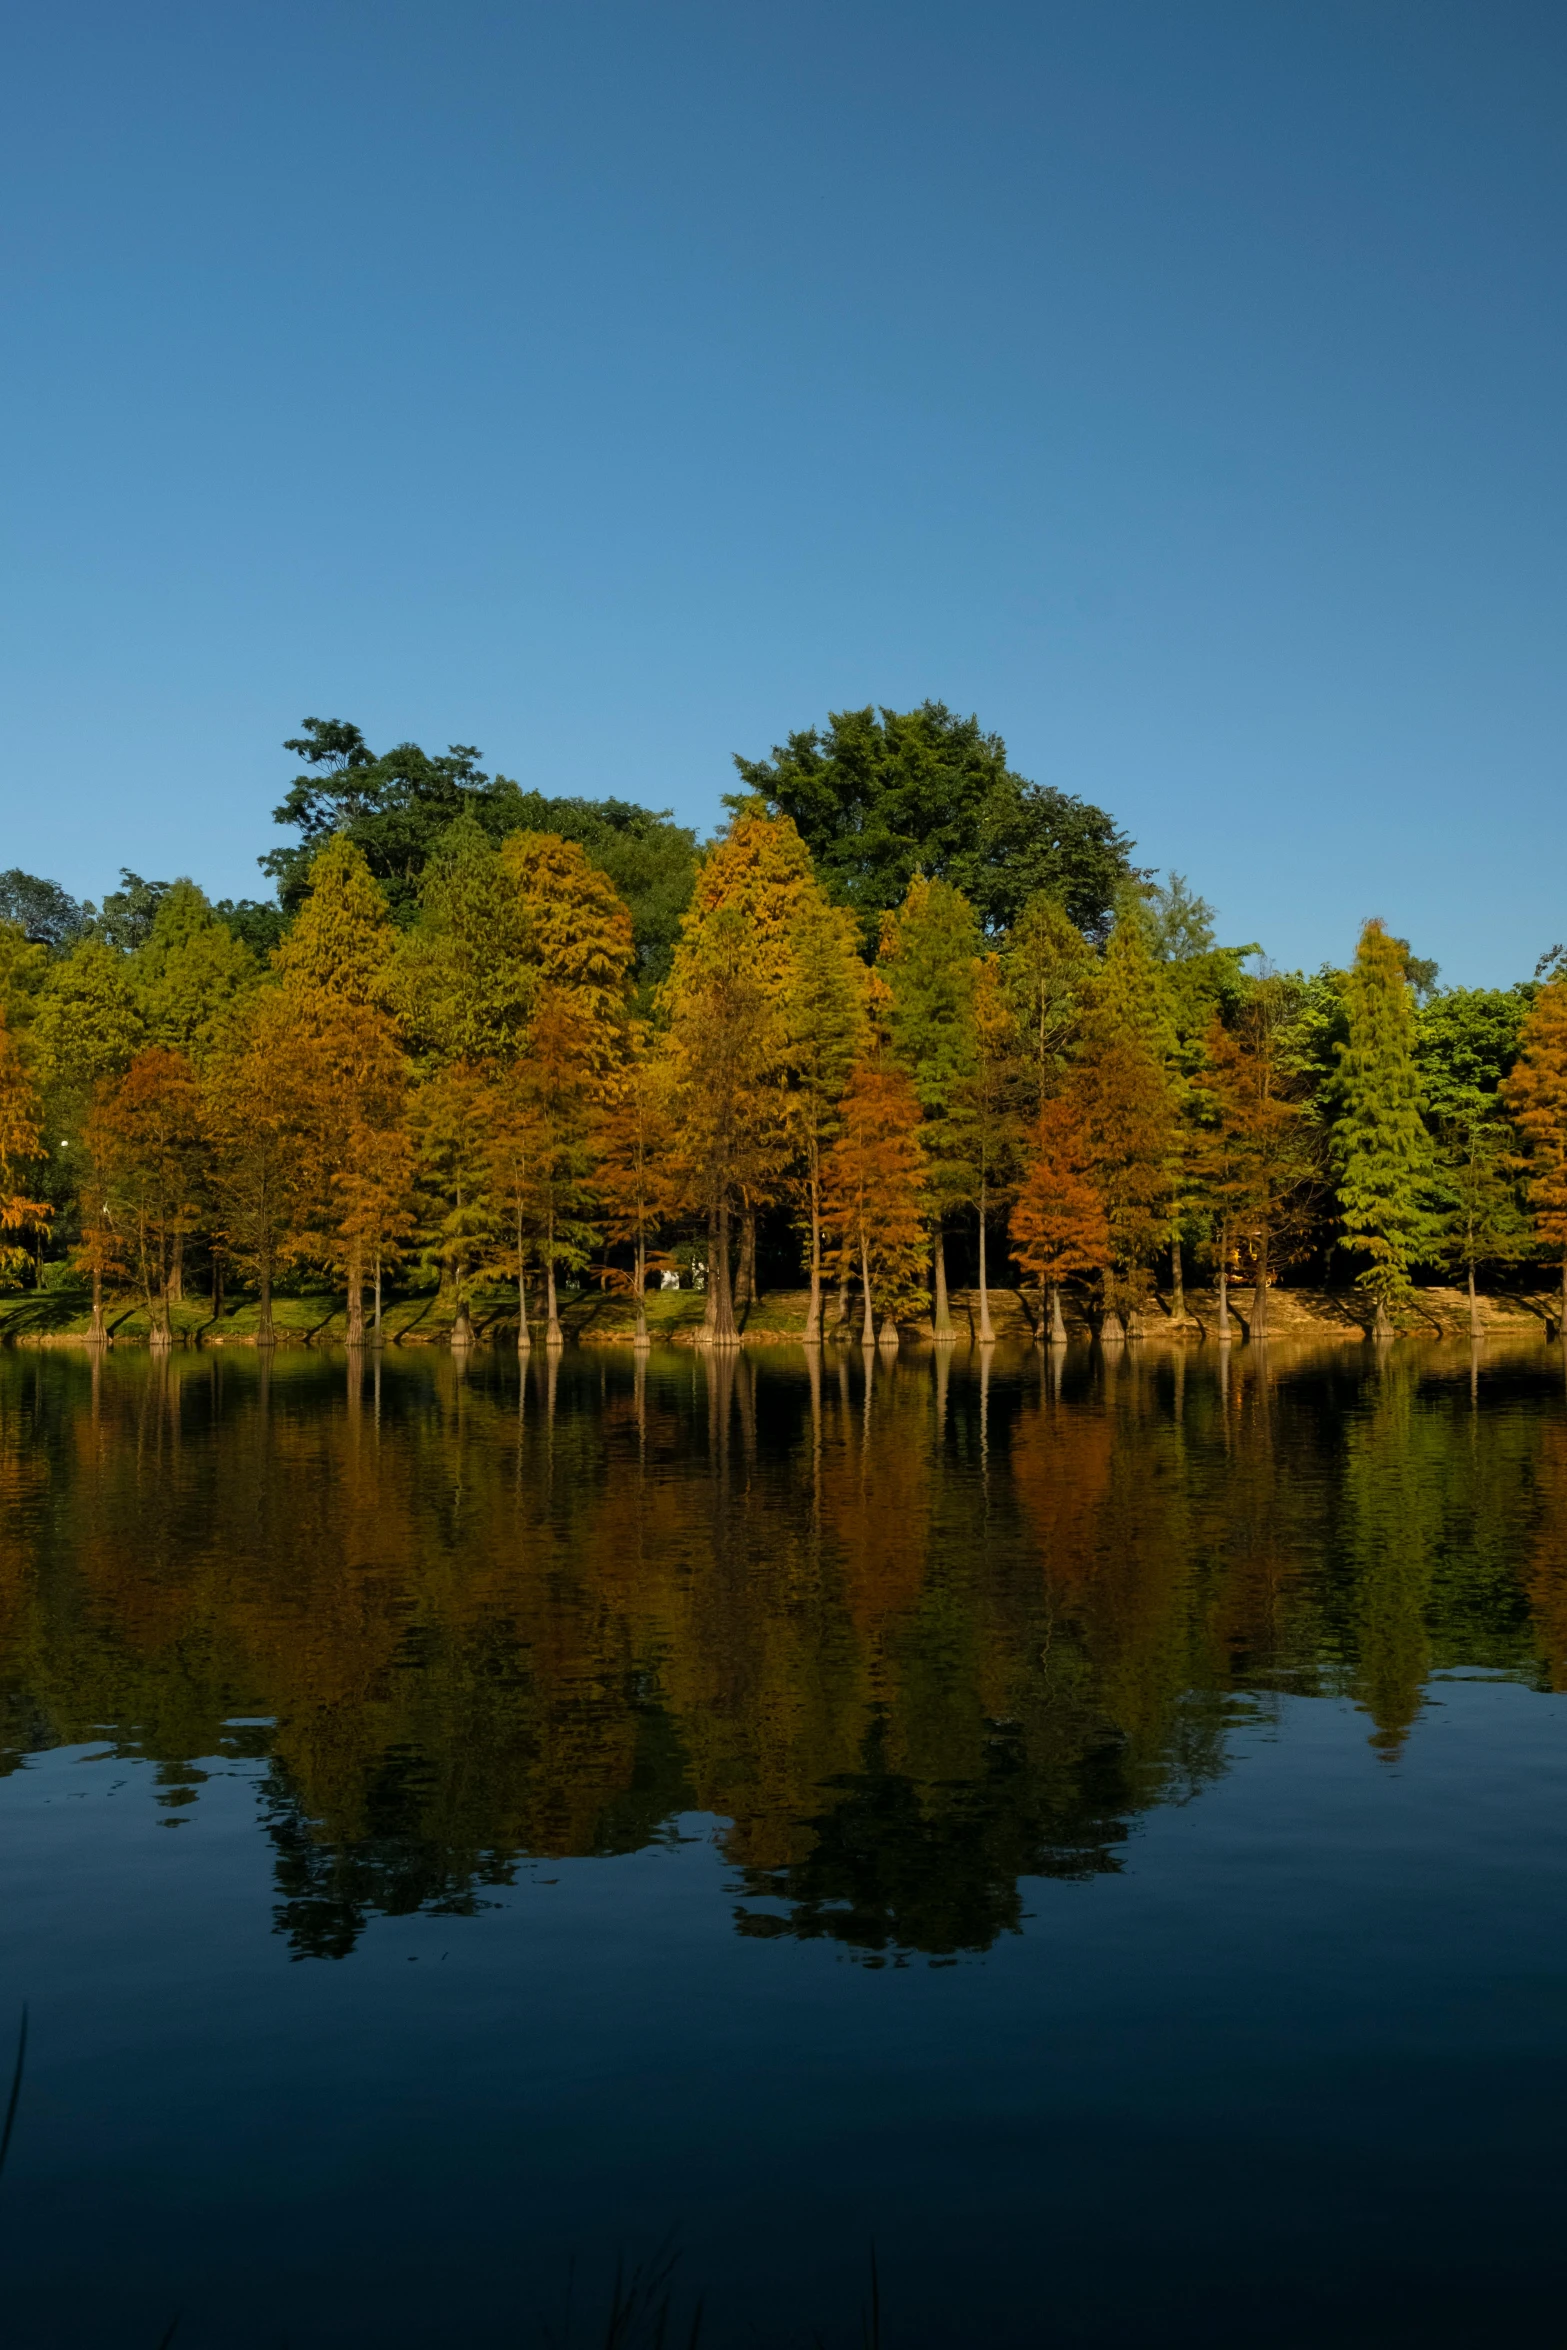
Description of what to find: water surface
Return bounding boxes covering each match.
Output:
[2,1340,1566,2345]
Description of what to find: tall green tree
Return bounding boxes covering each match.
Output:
[733,702,1132,940]
[1333,919,1439,1336]
[132,880,259,1060]
[1418,985,1530,1333]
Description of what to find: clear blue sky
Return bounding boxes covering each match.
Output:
[3,0,1562,983]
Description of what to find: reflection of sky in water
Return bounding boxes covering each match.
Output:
[1,1344,1566,2344]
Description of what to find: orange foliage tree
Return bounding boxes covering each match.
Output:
[1191,989,1319,1339]
[1009,1096,1111,1342]
[591,1028,674,1345]
[0,1009,50,1289]
[819,1057,929,1345]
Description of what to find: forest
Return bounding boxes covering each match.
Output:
[0,700,1563,1348]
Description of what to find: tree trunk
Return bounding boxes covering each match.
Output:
[1170,1236,1185,1322]
[210,1252,224,1322]
[545,1210,563,1348]
[257,1255,275,1348]
[932,1224,953,1341]
[1216,1228,1231,1344]
[1560,1254,1567,1344]
[90,1265,105,1344]
[879,1311,899,1347]
[1252,1226,1269,1341]
[1049,1280,1067,1345]
[977,1184,994,1343]
[452,1293,474,1347]
[169,1232,183,1304]
[634,1234,649,1347]
[711,1197,740,1344]
[703,1207,719,1336]
[833,1270,849,1328]
[373,1252,383,1344]
[803,1148,823,1345]
[1373,1294,1391,1343]
[859,1219,875,1348]
[346,1236,365,1347]
[1467,1259,1479,1342]
[733,1204,756,1313]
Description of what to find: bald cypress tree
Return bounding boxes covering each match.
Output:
[1334,920,1438,1337]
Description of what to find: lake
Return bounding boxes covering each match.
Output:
[2,1338,1566,2346]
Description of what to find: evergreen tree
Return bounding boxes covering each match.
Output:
[1502,982,1567,1335]
[1334,919,1439,1335]
[132,880,259,1061]
[394,822,537,1064]
[1000,892,1095,1118]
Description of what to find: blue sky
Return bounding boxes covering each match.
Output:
[3,0,1562,983]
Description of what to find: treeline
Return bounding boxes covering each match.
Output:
[1,701,1564,1344]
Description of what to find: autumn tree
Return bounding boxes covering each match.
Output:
[272,835,407,1342]
[1009,1096,1111,1342]
[1503,982,1567,1336]
[203,992,309,1344]
[1334,919,1438,1336]
[85,1049,204,1342]
[779,885,868,1342]
[662,902,778,1346]
[590,1027,674,1345]
[1068,899,1180,1334]
[819,1057,929,1345]
[410,1059,496,1341]
[0,1010,50,1289]
[671,812,813,1308]
[879,875,980,1338]
[949,956,1026,1342]
[1190,982,1320,1340]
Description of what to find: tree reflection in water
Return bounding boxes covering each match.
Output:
[0,1337,1559,1962]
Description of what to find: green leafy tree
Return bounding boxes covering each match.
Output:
[0,871,87,949]
[261,719,697,981]
[394,822,539,1064]
[1000,892,1095,1118]
[733,701,1132,940]
[132,880,259,1061]
[1417,985,1531,1333]
[1333,919,1439,1334]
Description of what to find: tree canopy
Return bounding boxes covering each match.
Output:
[730,701,1133,941]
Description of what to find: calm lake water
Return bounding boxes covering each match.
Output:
[3,1339,1567,2346]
